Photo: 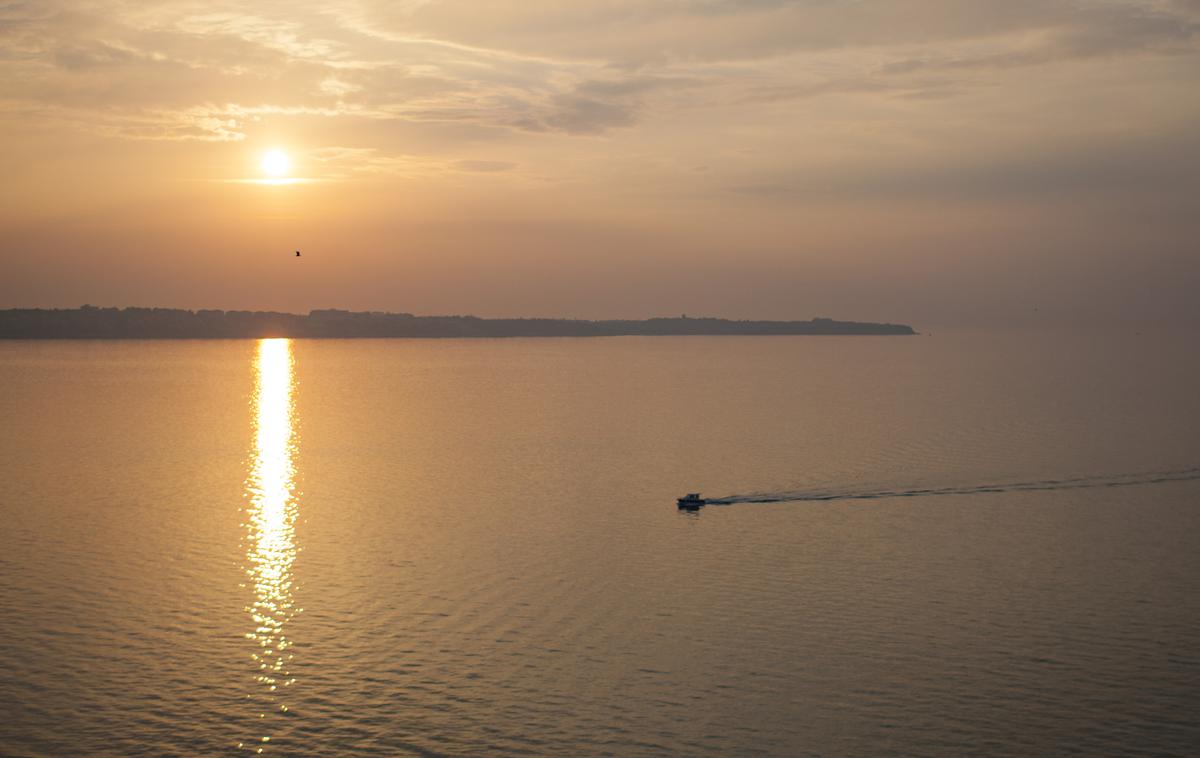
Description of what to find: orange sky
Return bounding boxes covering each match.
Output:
[2,1,1198,328]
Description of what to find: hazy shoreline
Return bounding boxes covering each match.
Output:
[0,307,917,339]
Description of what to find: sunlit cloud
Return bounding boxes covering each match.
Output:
[224,178,315,186]
[2,0,1195,151]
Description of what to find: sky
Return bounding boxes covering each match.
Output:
[2,0,1198,329]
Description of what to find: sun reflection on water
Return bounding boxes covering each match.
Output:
[243,338,299,751]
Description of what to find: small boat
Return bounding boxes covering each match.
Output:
[677,493,706,509]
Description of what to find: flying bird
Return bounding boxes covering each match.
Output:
[295,250,301,257]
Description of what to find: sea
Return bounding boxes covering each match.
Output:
[1,331,1197,756]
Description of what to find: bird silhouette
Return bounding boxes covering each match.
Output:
[295,250,301,257]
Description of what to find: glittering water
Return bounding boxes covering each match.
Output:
[1,332,1198,756]
[242,339,300,751]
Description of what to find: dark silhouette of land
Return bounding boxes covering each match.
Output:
[0,306,917,339]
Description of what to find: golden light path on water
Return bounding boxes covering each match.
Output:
[242,338,299,752]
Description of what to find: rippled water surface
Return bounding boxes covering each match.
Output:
[1,332,1198,756]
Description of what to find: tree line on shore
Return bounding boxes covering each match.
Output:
[0,306,916,339]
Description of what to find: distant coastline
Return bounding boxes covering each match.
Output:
[0,306,917,339]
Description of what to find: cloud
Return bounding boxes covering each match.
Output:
[1,0,1198,187]
[880,5,1199,75]
[0,1,1194,145]
[453,160,517,172]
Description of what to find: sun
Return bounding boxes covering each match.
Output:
[261,149,291,177]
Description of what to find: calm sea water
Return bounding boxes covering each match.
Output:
[1,333,1198,756]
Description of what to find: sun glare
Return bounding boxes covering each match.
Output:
[261,149,290,177]
[245,338,299,738]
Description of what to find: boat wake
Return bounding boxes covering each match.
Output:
[706,466,1200,506]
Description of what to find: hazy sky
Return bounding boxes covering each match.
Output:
[2,0,1198,328]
